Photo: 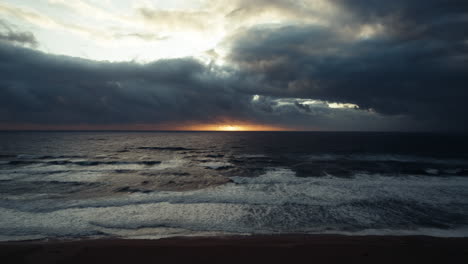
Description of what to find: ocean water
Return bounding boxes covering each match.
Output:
[1,131,468,241]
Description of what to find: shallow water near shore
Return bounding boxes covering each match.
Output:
[1,131,468,241]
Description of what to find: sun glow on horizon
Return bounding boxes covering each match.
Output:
[182,122,293,131]
[217,125,245,131]
[0,122,299,131]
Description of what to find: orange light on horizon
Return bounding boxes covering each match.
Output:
[0,122,298,131]
[182,123,292,131]
[217,125,246,131]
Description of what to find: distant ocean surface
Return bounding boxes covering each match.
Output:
[1,131,468,241]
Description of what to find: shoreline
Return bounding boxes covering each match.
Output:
[1,234,468,263]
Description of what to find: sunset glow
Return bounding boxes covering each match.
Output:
[182,123,292,131]
[0,122,294,132]
[217,125,243,131]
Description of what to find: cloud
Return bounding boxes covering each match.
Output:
[224,0,327,23]
[0,2,166,43]
[226,2,468,130]
[138,7,213,32]
[0,20,38,47]
[113,32,169,41]
[0,42,246,125]
[48,0,117,21]
[294,101,311,113]
[331,0,468,40]
[0,41,407,131]
[0,2,109,39]
[135,0,333,35]
[0,0,466,131]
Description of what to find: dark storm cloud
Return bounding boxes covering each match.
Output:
[0,42,254,126]
[0,41,404,131]
[227,0,468,130]
[294,101,311,113]
[332,0,468,25]
[248,96,406,131]
[1,0,467,131]
[0,20,37,47]
[332,0,468,41]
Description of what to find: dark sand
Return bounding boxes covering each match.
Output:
[1,235,468,264]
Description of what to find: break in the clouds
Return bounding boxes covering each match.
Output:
[0,0,467,131]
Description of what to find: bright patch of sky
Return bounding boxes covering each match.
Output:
[262,97,360,110]
[0,0,342,62]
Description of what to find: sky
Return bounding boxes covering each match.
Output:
[0,0,467,131]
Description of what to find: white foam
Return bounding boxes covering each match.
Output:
[0,156,188,183]
[307,154,468,165]
[200,162,233,169]
[154,157,187,170]
[13,168,468,210]
[0,202,249,241]
[1,168,468,241]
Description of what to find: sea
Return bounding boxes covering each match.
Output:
[1,131,468,241]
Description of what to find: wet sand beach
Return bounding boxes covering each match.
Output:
[1,235,468,264]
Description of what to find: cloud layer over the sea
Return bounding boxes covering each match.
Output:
[0,0,467,131]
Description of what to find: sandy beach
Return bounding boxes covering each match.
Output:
[1,235,467,264]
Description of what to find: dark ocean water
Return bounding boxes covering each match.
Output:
[1,131,468,241]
